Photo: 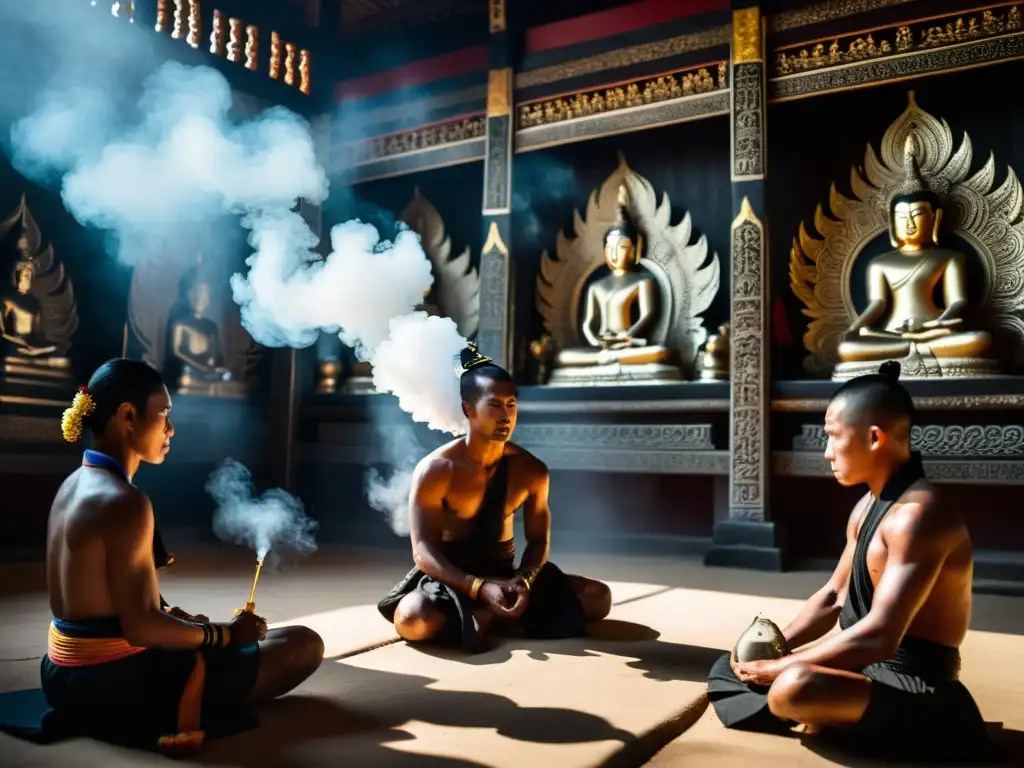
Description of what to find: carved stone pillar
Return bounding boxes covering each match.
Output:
[478,0,514,371]
[705,3,783,570]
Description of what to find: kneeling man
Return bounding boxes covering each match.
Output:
[0,359,324,755]
[708,362,997,763]
[379,346,612,652]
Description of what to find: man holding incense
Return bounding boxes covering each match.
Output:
[379,345,612,652]
[0,359,324,754]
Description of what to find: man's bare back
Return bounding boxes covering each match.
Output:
[46,467,152,622]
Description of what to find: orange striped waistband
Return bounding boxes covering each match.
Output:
[47,621,147,667]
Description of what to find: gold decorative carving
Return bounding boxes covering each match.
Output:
[209,9,227,55]
[299,50,311,95]
[482,221,509,257]
[790,91,1024,376]
[155,0,169,33]
[697,324,730,381]
[487,68,512,118]
[515,26,731,90]
[769,0,916,33]
[285,42,297,86]
[489,0,506,33]
[399,188,480,338]
[171,0,187,40]
[227,17,243,63]
[536,154,721,380]
[343,116,486,166]
[775,4,1022,76]
[128,252,261,398]
[186,0,201,48]
[245,25,259,70]
[519,63,727,129]
[270,32,282,79]
[733,7,763,64]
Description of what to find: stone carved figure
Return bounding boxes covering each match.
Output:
[0,195,78,395]
[128,250,260,398]
[536,153,721,385]
[791,91,1024,378]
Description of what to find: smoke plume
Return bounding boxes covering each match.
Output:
[4,6,473,537]
[208,459,318,564]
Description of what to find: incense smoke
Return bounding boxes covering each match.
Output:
[364,420,424,537]
[3,6,471,537]
[208,459,318,565]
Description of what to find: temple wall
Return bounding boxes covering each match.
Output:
[3,1,1024,588]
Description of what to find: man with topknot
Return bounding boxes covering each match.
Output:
[378,344,612,652]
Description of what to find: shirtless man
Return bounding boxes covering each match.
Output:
[708,361,996,762]
[0,359,323,754]
[378,346,612,652]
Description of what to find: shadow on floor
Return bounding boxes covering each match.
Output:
[196,659,641,768]
[404,619,726,684]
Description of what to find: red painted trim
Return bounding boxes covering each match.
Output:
[336,45,488,101]
[525,0,729,54]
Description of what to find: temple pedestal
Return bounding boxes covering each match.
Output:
[176,370,249,399]
[1,355,75,406]
[834,353,1001,381]
[548,362,683,387]
[704,519,784,571]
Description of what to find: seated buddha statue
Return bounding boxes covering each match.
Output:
[167,255,234,394]
[834,134,998,379]
[1,258,57,357]
[551,186,679,384]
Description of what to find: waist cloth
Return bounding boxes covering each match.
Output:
[378,539,587,653]
[708,636,997,762]
[0,616,260,753]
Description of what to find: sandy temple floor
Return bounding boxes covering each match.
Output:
[1,545,1022,767]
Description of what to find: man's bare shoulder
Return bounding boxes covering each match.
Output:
[884,482,963,547]
[413,446,459,485]
[505,443,548,473]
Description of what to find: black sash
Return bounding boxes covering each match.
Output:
[839,451,927,630]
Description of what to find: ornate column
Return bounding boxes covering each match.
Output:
[477,0,514,370]
[705,3,783,570]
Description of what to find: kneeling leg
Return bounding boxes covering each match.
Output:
[567,575,612,622]
[393,592,447,643]
[767,662,872,729]
[248,626,325,704]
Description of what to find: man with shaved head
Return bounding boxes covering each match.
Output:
[707,361,999,763]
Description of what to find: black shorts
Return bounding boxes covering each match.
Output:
[379,561,587,653]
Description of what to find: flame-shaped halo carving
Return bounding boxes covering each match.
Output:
[399,187,480,339]
[535,153,720,373]
[790,91,1024,376]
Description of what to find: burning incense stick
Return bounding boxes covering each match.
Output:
[244,558,264,613]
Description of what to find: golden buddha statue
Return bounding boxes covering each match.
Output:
[834,134,999,379]
[549,186,680,385]
[2,258,57,357]
[168,254,236,394]
[0,195,76,398]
